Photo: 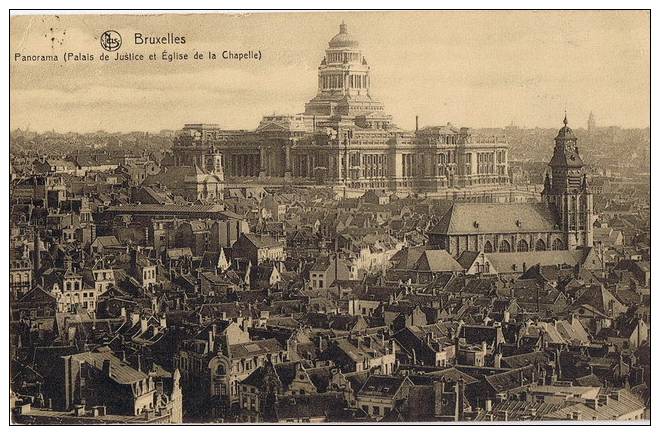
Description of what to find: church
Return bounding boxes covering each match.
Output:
[428,115,594,258]
[168,22,510,194]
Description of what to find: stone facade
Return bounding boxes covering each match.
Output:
[170,23,509,193]
[429,116,594,258]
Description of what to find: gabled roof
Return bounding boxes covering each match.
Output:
[17,285,57,304]
[65,349,148,385]
[414,250,463,273]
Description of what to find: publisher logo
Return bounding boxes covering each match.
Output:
[100,30,122,52]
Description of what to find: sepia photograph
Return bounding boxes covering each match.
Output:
[7,8,652,426]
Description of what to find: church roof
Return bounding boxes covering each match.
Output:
[428,203,559,235]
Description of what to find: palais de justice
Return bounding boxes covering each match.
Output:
[165,23,509,194]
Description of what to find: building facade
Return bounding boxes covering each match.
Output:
[170,23,509,193]
[428,116,594,258]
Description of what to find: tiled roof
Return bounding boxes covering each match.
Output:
[105,204,225,214]
[486,250,583,274]
[429,203,558,235]
[414,250,463,273]
[274,392,344,420]
[229,338,283,359]
[358,375,409,398]
[65,350,147,385]
[544,389,645,421]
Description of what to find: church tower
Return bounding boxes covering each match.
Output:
[587,111,596,134]
[542,115,594,250]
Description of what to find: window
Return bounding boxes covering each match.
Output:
[535,239,547,251]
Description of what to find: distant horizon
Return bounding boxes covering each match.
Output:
[9,119,651,136]
[11,11,650,133]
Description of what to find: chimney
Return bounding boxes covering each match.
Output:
[208,327,216,353]
[130,247,138,277]
[494,352,502,368]
[140,317,148,334]
[456,378,465,421]
[433,380,445,417]
[120,307,127,320]
[503,310,510,323]
[33,231,41,281]
[102,359,112,377]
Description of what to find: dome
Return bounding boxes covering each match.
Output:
[555,114,577,140]
[328,22,359,48]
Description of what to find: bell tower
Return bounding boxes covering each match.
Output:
[542,114,593,249]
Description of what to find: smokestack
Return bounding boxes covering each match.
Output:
[415,115,419,132]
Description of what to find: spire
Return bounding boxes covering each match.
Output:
[563,111,568,127]
[543,171,551,193]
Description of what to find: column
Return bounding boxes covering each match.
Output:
[284,142,291,178]
[259,147,266,178]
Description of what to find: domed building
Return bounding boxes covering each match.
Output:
[170,23,510,194]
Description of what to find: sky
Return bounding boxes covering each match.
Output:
[10,11,650,133]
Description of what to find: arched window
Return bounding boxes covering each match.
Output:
[535,239,547,251]
[517,239,529,252]
[499,240,511,252]
[552,238,564,251]
[483,240,493,253]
